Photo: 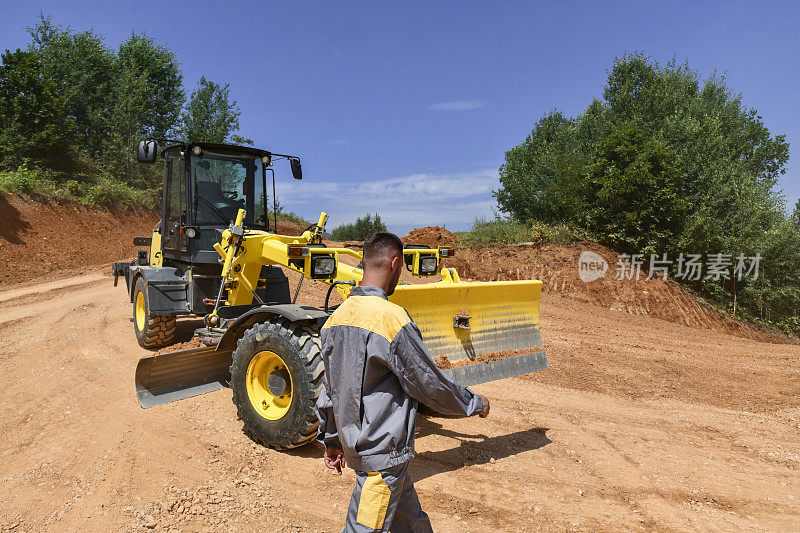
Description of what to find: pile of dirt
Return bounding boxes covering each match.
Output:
[0,194,159,287]
[444,241,788,343]
[435,348,541,369]
[273,219,306,235]
[154,337,205,355]
[402,226,458,248]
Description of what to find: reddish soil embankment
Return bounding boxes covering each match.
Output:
[0,194,160,287]
[0,201,786,343]
[409,226,787,343]
[0,194,309,288]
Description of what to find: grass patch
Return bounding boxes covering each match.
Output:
[0,165,61,197]
[0,165,155,209]
[457,217,588,247]
[270,210,312,227]
[0,166,315,221]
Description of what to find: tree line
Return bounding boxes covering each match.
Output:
[330,213,388,241]
[496,53,800,334]
[0,13,250,206]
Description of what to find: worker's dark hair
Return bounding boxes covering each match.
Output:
[363,232,403,270]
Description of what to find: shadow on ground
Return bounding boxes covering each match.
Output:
[411,417,551,483]
[278,416,551,481]
[285,440,326,460]
[0,194,31,244]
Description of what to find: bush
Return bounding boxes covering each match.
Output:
[458,217,530,246]
[83,176,153,208]
[330,213,387,241]
[0,165,60,196]
[0,165,154,209]
[458,217,585,247]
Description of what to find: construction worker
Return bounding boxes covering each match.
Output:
[315,232,490,532]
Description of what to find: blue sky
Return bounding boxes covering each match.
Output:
[2,1,798,235]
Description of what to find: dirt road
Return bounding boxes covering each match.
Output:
[1,269,799,532]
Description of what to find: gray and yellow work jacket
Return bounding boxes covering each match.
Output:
[315,285,484,472]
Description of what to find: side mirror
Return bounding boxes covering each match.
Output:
[290,158,303,180]
[137,140,158,164]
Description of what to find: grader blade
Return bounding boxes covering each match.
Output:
[135,346,233,408]
[389,279,547,386]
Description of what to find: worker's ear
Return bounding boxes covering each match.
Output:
[389,254,400,272]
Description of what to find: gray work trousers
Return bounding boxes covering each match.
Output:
[343,462,433,533]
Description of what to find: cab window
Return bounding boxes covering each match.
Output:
[191,152,266,227]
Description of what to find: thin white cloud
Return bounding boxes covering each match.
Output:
[276,169,500,234]
[330,139,352,145]
[429,100,485,112]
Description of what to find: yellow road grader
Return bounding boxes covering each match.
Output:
[114,139,547,449]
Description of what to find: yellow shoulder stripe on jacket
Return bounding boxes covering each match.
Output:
[322,295,410,341]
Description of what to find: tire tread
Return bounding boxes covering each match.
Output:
[230,317,323,450]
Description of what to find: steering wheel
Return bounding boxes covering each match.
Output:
[222,190,239,200]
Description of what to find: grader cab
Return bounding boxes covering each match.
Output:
[114,139,547,450]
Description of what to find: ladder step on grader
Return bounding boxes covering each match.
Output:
[115,139,547,450]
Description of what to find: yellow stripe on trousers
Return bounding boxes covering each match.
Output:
[357,472,391,529]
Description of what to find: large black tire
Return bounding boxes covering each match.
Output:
[230,317,323,449]
[133,277,176,349]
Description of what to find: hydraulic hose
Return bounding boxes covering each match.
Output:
[325,280,356,313]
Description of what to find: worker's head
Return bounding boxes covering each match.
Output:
[362,232,404,295]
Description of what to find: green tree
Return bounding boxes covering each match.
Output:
[181,77,252,144]
[28,14,116,161]
[107,32,185,188]
[25,15,185,189]
[0,48,75,170]
[496,101,609,225]
[331,213,388,241]
[584,122,687,255]
[496,111,578,223]
[791,199,800,229]
[115,33,185,139]
[496,52,797,332]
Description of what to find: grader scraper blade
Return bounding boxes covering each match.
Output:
[389,279,548,387]
[135,346,233,408]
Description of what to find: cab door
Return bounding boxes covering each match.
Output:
[161,152,188,260]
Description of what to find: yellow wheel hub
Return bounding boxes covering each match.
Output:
[246,350,293,420]
[135,291,146,331]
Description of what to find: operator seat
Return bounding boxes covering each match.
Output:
[196,180,244,223]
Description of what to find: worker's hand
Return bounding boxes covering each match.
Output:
[324,447,346,474]
[478,395,490,418]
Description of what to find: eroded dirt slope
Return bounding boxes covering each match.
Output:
[0,194,159,286]
[0,199,782,344]
[0,194,311,289]
[403,226,784,343]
